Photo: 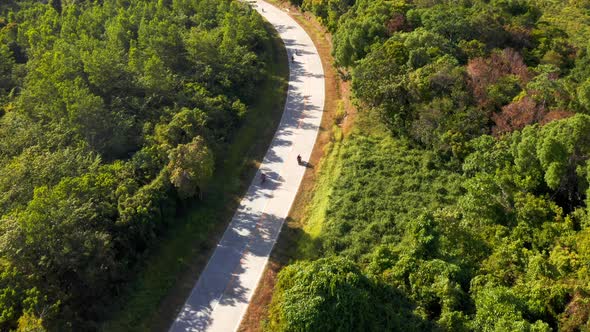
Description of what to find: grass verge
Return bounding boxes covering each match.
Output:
[100,18,289,332]
[293,138,342,259]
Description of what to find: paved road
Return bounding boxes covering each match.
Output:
[169,1,325,331]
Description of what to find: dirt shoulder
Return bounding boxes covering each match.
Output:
[238,2,355,331]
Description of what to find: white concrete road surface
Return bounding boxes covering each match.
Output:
[169,1,325,331]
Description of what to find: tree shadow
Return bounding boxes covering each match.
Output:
[274,24,294,34]
[169,211,289,331]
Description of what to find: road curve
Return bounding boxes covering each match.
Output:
[169,1,325,331]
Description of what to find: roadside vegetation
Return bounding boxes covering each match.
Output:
[268,0,590,330]
[0,0,283,331]
[103,18,288,332]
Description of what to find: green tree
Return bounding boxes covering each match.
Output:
[16,312,46,332]
[167,136,214,199]
[578,78,590,111]
[267,257,426,332]
[471,282,551,331]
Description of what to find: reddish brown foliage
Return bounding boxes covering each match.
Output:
[559,291,590,332]
[540,110,574,125]
[467,48,530,107]
[492,98,573,136]
[386,13,408,35]
[492,96,545,135]
[501,48,530,81]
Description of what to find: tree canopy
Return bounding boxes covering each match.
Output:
[0,0,272,330]
[274,0,590,330]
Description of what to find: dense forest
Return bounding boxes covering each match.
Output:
[269,0,590,331]
[0,0,272,330]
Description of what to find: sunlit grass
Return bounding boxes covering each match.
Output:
[294,142,341,259]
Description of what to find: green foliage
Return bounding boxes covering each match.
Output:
[267,257,427,332]
[0,146,100,213]
[332,0,403,67]
[327,0,586,148]
[17,312,46,332]
[578,78,590,111]
[102,22,290,329]
[320,135,464,259]
[0,0,273,329]
[271,115,590,330]
[302,0,355,32]
[471,283,551,332]
[273,0,590,331]
[167,136,214,199]
[155,108,207,148]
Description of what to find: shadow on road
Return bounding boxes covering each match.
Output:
[171,211,285,331]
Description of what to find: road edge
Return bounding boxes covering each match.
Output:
[237,1,356,330]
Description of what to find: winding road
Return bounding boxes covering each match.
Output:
[169,1,325,331]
